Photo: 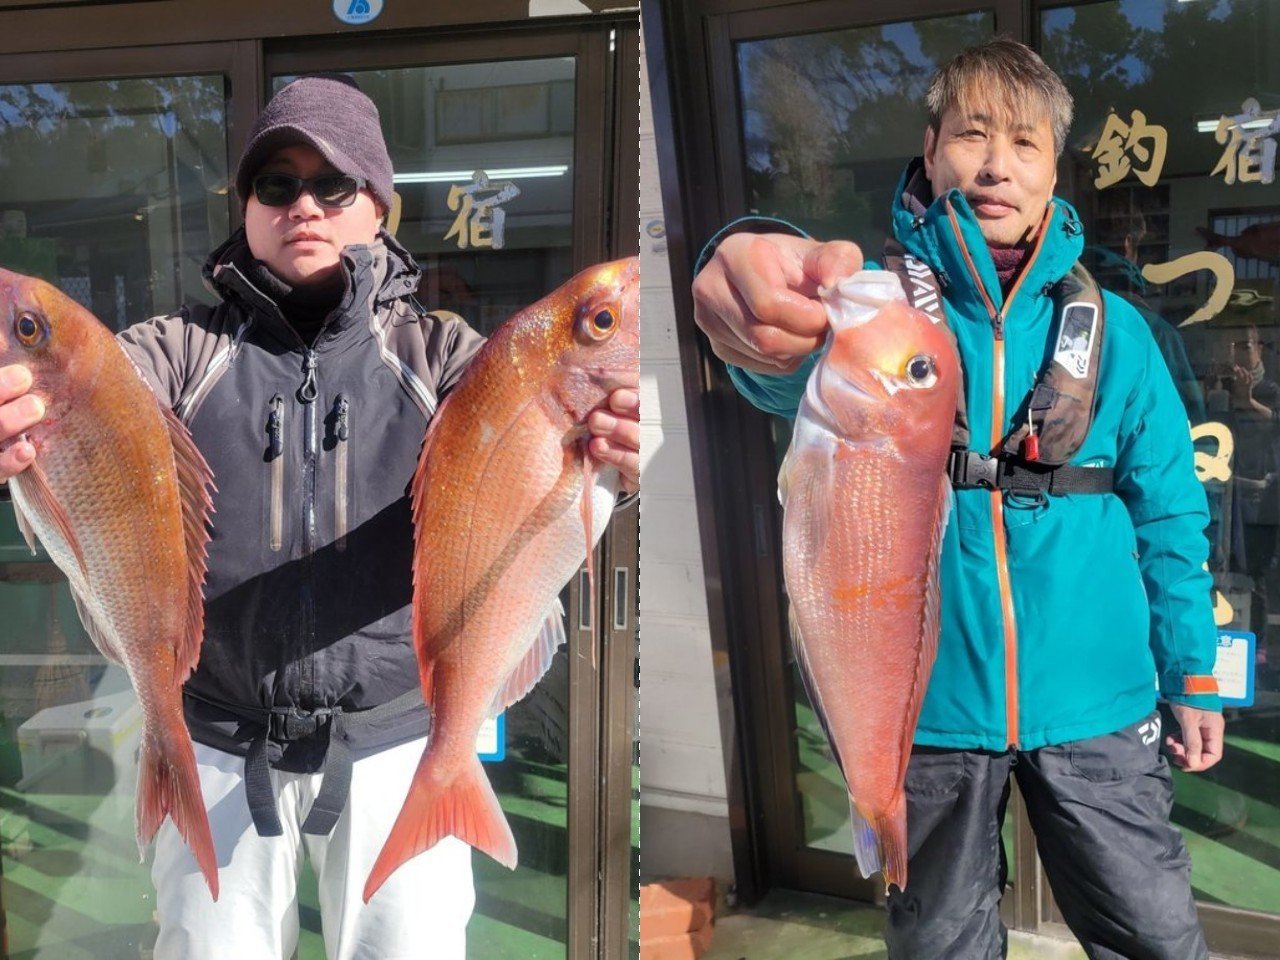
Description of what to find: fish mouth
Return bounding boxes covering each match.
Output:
[818,364,883,410]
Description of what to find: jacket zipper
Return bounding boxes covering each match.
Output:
[267,394,285,553]
[298,348,319,703]
[334,393,350,551]
[946,200,1054,750]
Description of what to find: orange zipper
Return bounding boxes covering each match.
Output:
[946,200,1054,749]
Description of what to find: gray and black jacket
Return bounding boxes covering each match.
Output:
[119,226,483,835]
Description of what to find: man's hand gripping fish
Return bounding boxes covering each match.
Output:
[0,268,219,898]
[364,258,639,901]
[779,270,959,893]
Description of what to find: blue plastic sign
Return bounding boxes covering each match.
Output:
[477,712,506,763]
[333,0,383,26]
[1214,630,1255,708]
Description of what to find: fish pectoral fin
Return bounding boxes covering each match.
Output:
[487,600,567,717]
[12,462,88,575]
[160,403,215,681]
[782,443,840,561]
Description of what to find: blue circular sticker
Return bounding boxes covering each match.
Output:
[333,0,383,26]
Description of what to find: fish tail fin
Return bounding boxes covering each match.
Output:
[850,795,909,895]
[137,728,219,900]
[364,753,516,903]
[849,800,882,881]
[1195,226,1225,249]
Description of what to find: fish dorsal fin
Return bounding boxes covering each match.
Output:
[69,585,123,665]
[11,497,38,556]
[13,461,88,576]
[160,403,216,681]
[487,600,567,717]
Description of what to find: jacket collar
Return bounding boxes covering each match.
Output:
[203,226,422,348]
[889,157,1084,325]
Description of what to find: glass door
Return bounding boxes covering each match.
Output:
[0,45,237,960]
[267,20,630,960]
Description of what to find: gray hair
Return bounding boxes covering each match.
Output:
[926,38,1074,157]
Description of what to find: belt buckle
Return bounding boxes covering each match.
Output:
[952,451,1000,490]
[270,706,332,742]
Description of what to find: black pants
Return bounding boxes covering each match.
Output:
[885,711,1208,960]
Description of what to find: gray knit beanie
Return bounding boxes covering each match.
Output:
[235,74,395,211]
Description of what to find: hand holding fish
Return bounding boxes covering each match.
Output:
[692,232,862,373]
[588,387,640,493]
[0,363,41,481]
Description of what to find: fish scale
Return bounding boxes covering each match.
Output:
[780,272,959,893]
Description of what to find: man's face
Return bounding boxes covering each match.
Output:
[923,99,1058,247]
[243,144,383,286]
[1233,329,1262,369]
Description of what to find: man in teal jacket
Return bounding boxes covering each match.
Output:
[693,38,1222,960]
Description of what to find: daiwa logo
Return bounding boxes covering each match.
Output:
[903,255,943,325]
[1138,715,1161,746]
[333,0,383,25]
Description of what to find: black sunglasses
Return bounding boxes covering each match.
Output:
[252,172,368,208]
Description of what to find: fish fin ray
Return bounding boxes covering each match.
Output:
[850,796,909,893]
[364,753,516,902]
[782,442,839,565]
[12,462,87,576]
[137,729,219,900]
[581,452,597,668]
[11,498,38,555]
[487,599,566,716]
[68,586,123,664]
[160,404,215,681]
[849,801,882,881]
[897,478,950,786]
[788,604,845,777]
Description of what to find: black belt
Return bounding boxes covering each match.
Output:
[947,450,1114,495]
[186,688,428,837]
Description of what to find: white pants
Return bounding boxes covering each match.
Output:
[151,737,474,960]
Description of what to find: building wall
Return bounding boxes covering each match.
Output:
[638,25,734,884]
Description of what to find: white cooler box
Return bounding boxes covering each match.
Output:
[16,687,143,791]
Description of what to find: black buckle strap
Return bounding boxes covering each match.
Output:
[186,687,427,838]
[947,450,1114,495]
[949,450,1004,490]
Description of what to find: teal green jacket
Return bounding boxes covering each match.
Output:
[715,160,1221,751]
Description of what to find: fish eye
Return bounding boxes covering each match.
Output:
[579,305,619,342]
[14,312,47,348]
[906,355,937,387]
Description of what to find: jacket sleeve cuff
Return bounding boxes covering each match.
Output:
[693,215,811,276]
[1160,673,1223,712]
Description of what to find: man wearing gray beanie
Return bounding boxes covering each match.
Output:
[0,73,639,960]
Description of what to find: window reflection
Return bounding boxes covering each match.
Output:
[0,77,228,325]
[737,13,993,243]
[1045,0,1279,917]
